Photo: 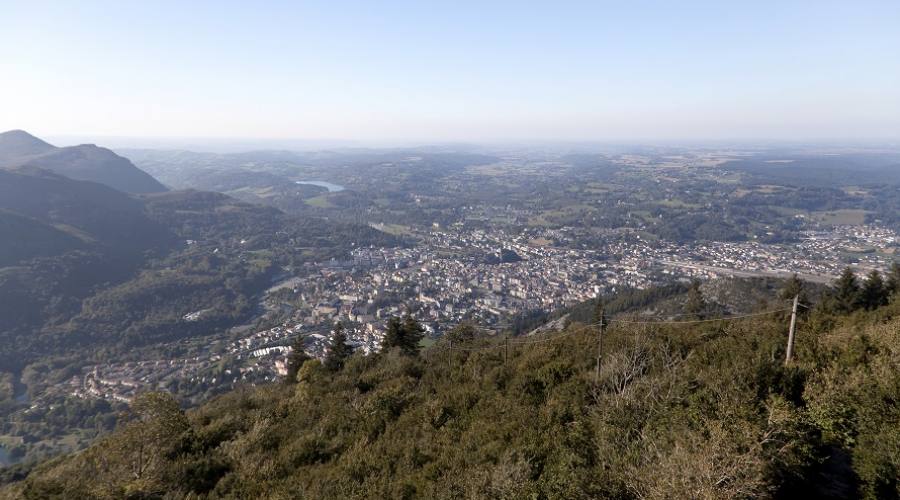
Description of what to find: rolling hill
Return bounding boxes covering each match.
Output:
[0,130,167,194]
[0,210,85,267]
[0,167,173,256]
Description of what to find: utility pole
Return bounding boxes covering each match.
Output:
[594,314,603,384]
[448,339,452,377]
[785,295,798,364]
[504,335,509,364]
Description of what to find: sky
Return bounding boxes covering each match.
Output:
[1,1,899,145]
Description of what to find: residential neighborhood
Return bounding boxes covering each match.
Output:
[51,222,898,404]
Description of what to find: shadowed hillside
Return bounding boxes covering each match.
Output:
[0,168,172,255]
[0,210,84,266]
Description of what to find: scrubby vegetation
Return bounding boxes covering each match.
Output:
[6,277,900,499]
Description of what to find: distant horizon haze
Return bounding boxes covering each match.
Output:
[39,133,898,154]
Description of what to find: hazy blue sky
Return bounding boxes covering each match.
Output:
[2,1,898,143]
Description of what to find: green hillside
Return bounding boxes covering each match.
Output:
[0,167,399,371]
[0,168,177,367]
[0,168,173,254]
[8,285,899,499]
[0,210,84,266]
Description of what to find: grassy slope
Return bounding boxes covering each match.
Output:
[7,296,900,499]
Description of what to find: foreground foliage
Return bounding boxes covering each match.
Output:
[6,298,900,499]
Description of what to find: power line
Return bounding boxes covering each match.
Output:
[509,327,585,345]
[434,299,807,387]
[607,307,792,325]
[429,305,792,353]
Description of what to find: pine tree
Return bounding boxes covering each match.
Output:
[684,279,706,319]
[285,335,311,384]
[381,317,404,351]
[324,322,353,372]
[380,316,425,356]
[400,315,425,356]
[860,270,888,310]
[886,262,900,297]
[833,267,861,314]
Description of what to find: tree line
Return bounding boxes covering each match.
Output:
[286,314,427,383]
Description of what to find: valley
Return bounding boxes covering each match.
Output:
[1,131,899,493]
[5,4,900,496]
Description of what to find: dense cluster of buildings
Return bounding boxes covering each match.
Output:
[289,228,610,330]
[659,225,898,281]
[56,222,898,403]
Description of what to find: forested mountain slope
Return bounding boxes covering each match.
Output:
[0,167,173,256]
[8,289,899,499]
[0,160,399,371]
[0,210,85,266]
[0,168,176,368]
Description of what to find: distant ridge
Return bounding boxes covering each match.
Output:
[0,130,168,194]
[0,129,56,160]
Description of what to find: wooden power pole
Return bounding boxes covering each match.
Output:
[504,335,509,364]
[594,315,603,383]
[448,339,452,376]
[785,295,799,364]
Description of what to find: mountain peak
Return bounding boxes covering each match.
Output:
[0,129,57,161]
[0,131,167,194]
[0,129,45,139]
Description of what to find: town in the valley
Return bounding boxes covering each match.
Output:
[48,221,898,406]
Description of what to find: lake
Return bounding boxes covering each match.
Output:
[295,180,345,192]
